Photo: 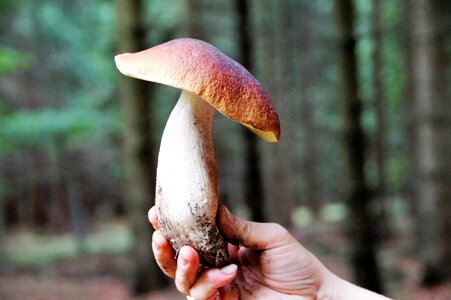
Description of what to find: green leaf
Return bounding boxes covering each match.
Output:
[0,46,34,74]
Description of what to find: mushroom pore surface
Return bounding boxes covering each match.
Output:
[155,90,228,267]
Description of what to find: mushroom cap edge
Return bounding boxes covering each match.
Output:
[115,38,280,142]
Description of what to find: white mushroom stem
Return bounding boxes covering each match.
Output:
[155,90,228,266]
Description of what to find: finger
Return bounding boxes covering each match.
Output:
[175,246,200,295]
[152,230,176,278]
[189,264,238,299]
[148,206,159,230]
[218,205,292,250]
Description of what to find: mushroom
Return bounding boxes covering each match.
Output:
[115,38,280,267]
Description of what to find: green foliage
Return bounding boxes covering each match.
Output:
[292,206,313,227]
[0,107,119,152]
[0,47,33,74]
[320,203,348,223]
[0,0,119,153]
[354,0,407,192]
[0,0,24,17]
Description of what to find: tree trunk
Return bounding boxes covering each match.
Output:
[235,0,265,222]
[296,1,322,217]
[257,0,297,228]
[48,141,68,230]
[0,161,6,274]
[301,100,321,217]
[62,149,88,253]
[371,0,386,198]
[371,0,391,241]
[182,0,203,39]
[335,0,384,293]
[409,0,451,285]
[116,0,166,293]
[432,0,451,283]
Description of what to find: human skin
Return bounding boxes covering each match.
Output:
[149,205,391,300]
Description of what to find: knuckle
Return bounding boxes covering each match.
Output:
[270,223,288,235]
[178,287,190,296]
[190,288,217,300]
[189,274,218,300]
[240,220,253,239]
[269,222,293,244]
[175,273,190,294]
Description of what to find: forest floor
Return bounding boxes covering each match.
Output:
[1,220,450,300]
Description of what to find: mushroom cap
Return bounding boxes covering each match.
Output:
[115,38,280,142]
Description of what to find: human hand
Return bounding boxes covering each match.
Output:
[149,204,334,299]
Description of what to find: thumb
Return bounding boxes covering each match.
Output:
[217,205,292,250]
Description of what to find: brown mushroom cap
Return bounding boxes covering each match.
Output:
[115,38,280,142]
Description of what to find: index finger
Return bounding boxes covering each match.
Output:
[148,206,159,230]
[218,205,292,250]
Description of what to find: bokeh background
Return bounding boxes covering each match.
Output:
[1,0,450,299]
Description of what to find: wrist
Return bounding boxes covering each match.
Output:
[317,267,391,300]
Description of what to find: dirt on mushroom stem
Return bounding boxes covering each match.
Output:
[155,90,229,267]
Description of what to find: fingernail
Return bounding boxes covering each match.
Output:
[220,264,237,275]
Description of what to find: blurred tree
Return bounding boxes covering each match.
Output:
[272,0,297,227]
[115,0,166,293]
[371,0,386,203]
[296,1,322,217]
[403,0,417,206]
[0,161,5,274]
[370,0,392,241]
[235,0,266,222]
[335,0,384,293]
[62,148,88,252]
[253,0,278,224]
[182,0,203,39]
[0,105,116,227]
[0,0,118,230]
[256,0,297,228]
[408,0,451,285]
[0,0,38,269]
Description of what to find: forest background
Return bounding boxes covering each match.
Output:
[0,0,450,299]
